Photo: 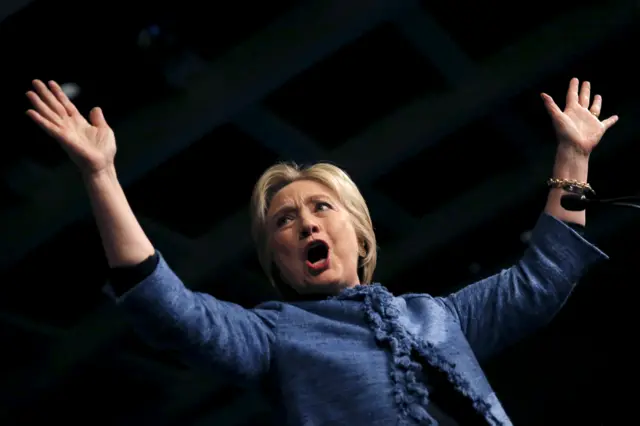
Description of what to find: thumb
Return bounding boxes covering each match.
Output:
[89,107,108,127]
[540,93,563,119]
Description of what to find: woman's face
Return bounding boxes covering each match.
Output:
[267,179,361,294]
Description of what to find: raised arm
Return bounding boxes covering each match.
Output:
[437,78,616,360]
[106,252,278,381]
[541,77,617,227]
[26,80,277,382]
[26,79,153,267]
[438,213,606,360]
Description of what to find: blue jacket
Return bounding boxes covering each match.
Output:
[107,213,607,425]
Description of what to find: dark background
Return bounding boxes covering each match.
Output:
[0,0,638,424]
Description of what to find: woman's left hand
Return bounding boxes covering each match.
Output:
[541,77,619,156]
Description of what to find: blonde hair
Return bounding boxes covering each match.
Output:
[250,162,377,287]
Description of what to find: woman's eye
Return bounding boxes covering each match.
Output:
[276,215,292,227]
[316,202,331,211]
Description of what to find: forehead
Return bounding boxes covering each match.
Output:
[268,180,335,214]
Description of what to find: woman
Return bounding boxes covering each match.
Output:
[26,78,617,425]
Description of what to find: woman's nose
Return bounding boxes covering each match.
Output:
[299,218,320,240]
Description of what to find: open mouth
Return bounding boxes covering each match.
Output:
[305,240,330,274]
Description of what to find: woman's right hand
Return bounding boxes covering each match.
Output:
[26,79,117,176]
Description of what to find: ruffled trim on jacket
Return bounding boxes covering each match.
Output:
[333,284,494,425]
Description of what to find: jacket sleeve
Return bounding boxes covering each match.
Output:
[104,252,279,382]
[436,213,607,361]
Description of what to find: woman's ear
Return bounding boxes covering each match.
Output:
[358,241,367,258]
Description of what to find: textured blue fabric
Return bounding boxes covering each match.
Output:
[106,213,607,425]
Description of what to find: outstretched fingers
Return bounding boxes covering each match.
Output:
[588,92,619,130]
[48,80,80,117]
[578,80,591,108]
[540,93,563,119]
[89,107,108,128]
[26,89,59,125]
[601,114,619,130]
[26,108,61,137]
[589,94,602,117]
[26,79,85,138]
[565,77,580,107]
[31,80,67,118]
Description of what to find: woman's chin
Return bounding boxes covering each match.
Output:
[301,276,355,294]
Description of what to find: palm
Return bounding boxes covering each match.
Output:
[60,116,116,162]
[26,80,116,173]
[542,78,618,154]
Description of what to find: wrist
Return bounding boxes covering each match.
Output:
[553,144,589,182]
[82,164,118,187]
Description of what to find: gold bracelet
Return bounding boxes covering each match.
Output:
[546,178,595,196]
